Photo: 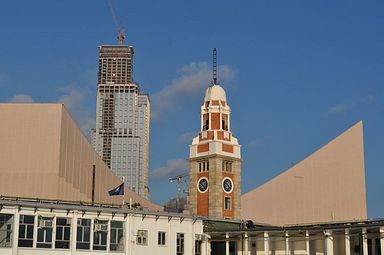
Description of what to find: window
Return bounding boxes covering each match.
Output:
[177,233,184,255]
[36,216,53,248]
[18,215,34,247]
[136,230,148,245]
[55,218,71,249]
[203,114,209,131]
[222,161,232,172]
[93,220,108,250]
[224,196,231,210]
[158,231,166,246]
[110,221,124,251]
[222,115,228,131]
[198,161,209,172]
[195,240,202,255]
[0,213,13,248]
[76,219,91,250]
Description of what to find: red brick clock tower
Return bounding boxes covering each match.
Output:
[188,76,241,219]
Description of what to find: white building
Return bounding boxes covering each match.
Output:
[1,197,384,255]
[92,45,150,198]
[0,198,207,255]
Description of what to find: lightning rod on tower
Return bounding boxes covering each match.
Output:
[212,48,218,84]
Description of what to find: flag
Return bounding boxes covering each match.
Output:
[108,183,124,196]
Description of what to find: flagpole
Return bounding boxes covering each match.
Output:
[122,176,125,207]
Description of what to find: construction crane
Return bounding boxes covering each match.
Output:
[169,172,189,212]
[107,0,125,45]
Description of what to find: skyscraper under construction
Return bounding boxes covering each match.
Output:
[92,45,150,199]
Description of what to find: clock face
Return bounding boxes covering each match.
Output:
[198,178,209,193]
[222,178,233,193]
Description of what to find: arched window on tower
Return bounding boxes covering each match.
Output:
[222,114,228,131]
[202,114,209,131]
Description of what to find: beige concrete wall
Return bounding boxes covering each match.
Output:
[0,103,161,211]
[241,121,367,225]
[0,104,62,199]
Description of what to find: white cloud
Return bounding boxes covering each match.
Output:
[150,159,189,179]
[329,95,374,115]
[248,135,270,149]
[8,94,34,103]
[177,132,195,144]
[329,103,349,114]
[57,88,84,112]
[151,62,234,121]
[57,86,95,138]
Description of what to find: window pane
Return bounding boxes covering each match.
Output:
[26,225,34,238]
[24,215,34,224]
[84,228,90,242]
[18,225,25,239]
[76,228,82,242]
[37,229,44,242]
[56,226,63,240]
[64,227,70,240]
[46,229,52,242]
[111,229,116,243]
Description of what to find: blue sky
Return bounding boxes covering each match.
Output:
[0,1,383,218]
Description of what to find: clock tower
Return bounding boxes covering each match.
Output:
[188,59,241,219]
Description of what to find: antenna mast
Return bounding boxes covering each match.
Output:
[212,48,218,84]
[107,0,125,45]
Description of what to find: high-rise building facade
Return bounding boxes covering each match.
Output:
[189,84,242,219]
[92,45,150,199]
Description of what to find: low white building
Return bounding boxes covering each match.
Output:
[0,197,208,255]
[1,197,384,255]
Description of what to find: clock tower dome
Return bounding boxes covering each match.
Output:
[188,53,241,219]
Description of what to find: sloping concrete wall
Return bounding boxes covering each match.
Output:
[0,104,62,199]
[0,103,161,211]
[241,121,367,225]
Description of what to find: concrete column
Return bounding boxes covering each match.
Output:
[226,233,230,255]
[372,239,376,255]
[205,236,212,255]
[52,216,57,249]
[244,232,249,255]
[124,214,131,255]
[90,218,94,251]
[106,219,111,252]
[264,232,269,255]
[345,229,351,255]
[362,228,368,255]
[305,231,310,255]
[71,211,78,255]
[285,232,289,255]
[33,214,38,248]
[325,230,333,255]
[380,227,384,255]
[380,227,384,254]
[12,208,20,255]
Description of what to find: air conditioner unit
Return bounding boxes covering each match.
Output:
[195,234,207,241]
[95,224,102,232]
[138,230,146,237]
[95,224,107,232]
[38,219,52,228]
